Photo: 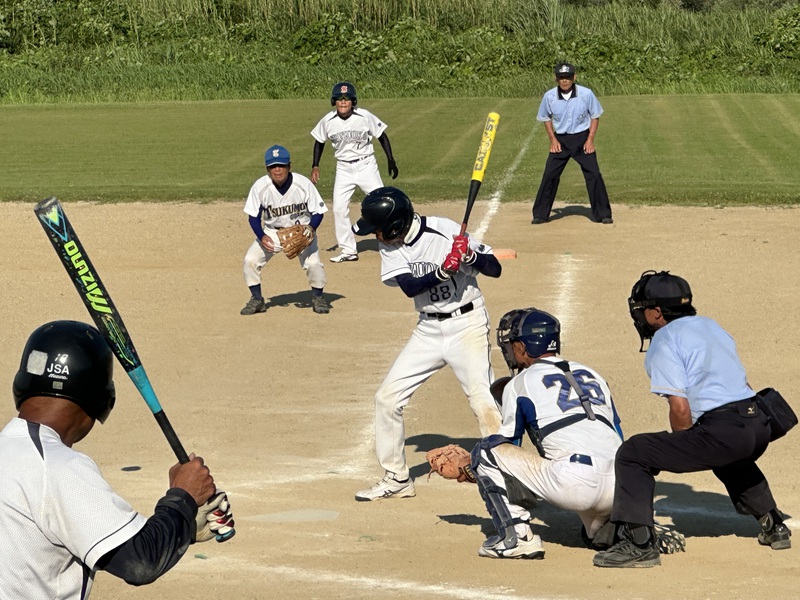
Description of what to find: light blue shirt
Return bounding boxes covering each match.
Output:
[644,316,753,423]
[536,84,603,134]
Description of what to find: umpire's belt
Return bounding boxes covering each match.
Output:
[569,454,593,466]
[343,156,369,164]
[700,397,758,418]
[423,302,474,321]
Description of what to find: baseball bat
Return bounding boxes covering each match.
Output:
[460,112,500,235]
[34,197,234,542]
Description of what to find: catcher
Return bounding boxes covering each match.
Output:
[241,145,332,315]
[428,307,685,560]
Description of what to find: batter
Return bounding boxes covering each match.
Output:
[351,186,502,502]
[310,81,398,263]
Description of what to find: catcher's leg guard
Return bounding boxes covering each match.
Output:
[472,437,528,549]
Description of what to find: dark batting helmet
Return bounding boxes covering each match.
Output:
[353,186,414,240]
[13,321,116,423]
[628,270,695,351]
[331,81,357,106]
[497,308,561,372]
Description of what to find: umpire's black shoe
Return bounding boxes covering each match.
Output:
[593,537,661,568]
[601,217,614,224]
[531,217,548,225]
[758,511,792,550]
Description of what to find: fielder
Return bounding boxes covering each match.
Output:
[469,308,624,559]
[310,81,398,263]
[0,321,234,599]
[241,144,331,315]
[352,186,502,501]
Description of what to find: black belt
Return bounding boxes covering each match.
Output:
[343,156,368,164]
[569,454,593,466]
[424,302,474,321]
[702,397,758,417]
[556,129,589,136]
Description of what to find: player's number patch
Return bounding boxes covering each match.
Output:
[541,369,606,413]
[429,285,452,302]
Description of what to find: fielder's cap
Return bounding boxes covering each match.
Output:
[554,62,576,78]
[264,145,290,166]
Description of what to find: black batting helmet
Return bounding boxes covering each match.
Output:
[353,186,414,240]
[628,270,695,351]
[13,321,116,423]
[331,81,357,106]
[497,307,561,372]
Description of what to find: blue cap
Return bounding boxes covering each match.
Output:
[264,145,291,166]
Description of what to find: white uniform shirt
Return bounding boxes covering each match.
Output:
[243,172,327,232]
[379,216,489,314]
[310,108,387,162]
[499,358,622,461]
[0,418,146,600]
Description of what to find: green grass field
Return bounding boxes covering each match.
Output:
[2,95,799,205]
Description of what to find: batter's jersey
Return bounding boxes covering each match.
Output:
[310,108,387,162]
[536,84,603,134]
[645,315,754,423]
[243,172,327,232]
[499,358,622,461]
[379,216,490,314]
[0,418,146,600]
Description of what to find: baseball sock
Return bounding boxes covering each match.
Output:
[249,284,263,300]
[311,287,323,297]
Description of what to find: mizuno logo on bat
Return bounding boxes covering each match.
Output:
[63,240,112,314]
[39,204,69,242]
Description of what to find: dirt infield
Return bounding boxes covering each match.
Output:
[1,201,798,600]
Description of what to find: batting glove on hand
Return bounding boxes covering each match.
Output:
[441,251,461,275]
[195,491,235,543]
[451,235,473,261]
[388,159,399,180]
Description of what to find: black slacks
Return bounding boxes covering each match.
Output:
[532,129,612,222]
[611,400,777,526]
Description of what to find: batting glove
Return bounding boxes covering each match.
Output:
[441,251,461,275]
[451,235,473,261]
[388,159,399,180]
[195,491,235,543]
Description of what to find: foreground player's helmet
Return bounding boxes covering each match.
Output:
[13,321,116,423]
[628,270,695,351]
[497,308,561,372]
[331,81,357,106]
[353,186,414,240]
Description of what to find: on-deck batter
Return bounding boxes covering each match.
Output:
[351,186,502,502]
[310,81,398,263]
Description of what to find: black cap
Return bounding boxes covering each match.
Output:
[554,62,576,78]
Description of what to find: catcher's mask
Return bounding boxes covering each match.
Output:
[331,81,357,107]
[497,307,560,373]
[628,270,695,352]
[353,186,414,240]
[13,320,116,423]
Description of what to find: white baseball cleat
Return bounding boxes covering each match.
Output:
[330,253,358,263]
[478,533,545,560]
[355,474,416,502]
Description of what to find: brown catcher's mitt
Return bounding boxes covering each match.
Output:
[426,445,476,483]
[277,224,314,259]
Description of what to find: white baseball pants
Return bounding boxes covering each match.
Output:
[332,156,383,255]
[243,236,326,289]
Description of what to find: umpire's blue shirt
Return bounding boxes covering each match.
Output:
[537,84,603,134]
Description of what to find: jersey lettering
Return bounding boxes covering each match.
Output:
[541,369,606,413]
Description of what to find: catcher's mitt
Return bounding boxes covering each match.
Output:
[277,224,314,259]
[426,445,476,483]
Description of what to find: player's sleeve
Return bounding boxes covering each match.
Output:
[310,116,329,143]
[645,331,689,398]
[586,89,604,119]
[536,92,553,122]
[303,177,328,215]
[365,110,388,138]
[40,453,147,570]
[243,180,263,218]
[379,245,411,286]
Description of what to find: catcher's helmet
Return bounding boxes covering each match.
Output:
[331,81,357,106]
[13,321,116,423]
[353,186,414,240]
[628,270,695,351]
[497,308,561,372]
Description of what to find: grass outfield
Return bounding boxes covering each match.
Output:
[1,95,799,205]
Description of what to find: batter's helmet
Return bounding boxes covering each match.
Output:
[353,186,414,240]
[331,81,357,106]
[497,308,561,372]
[13,321,116,423]
[628,270,695,351]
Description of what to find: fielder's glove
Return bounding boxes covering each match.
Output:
[653,522,686,554]
[426,445,476,483]
[195,491,235,543]
[277,224,314,260]
[388,159,399,180]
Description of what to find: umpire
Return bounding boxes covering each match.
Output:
[532,62,612,225]
[593,270,791,568]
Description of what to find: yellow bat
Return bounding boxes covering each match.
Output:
[462,112,500,234]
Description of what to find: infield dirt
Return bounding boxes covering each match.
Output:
[1,201,798,600]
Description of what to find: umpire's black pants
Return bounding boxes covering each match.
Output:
[532,129,612,222]
[611,399,777,527]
